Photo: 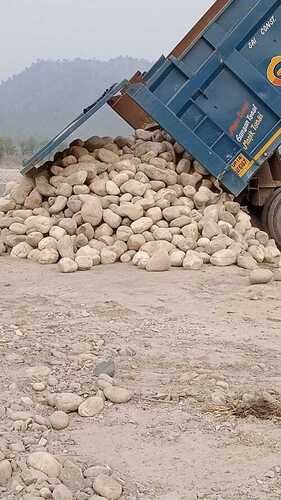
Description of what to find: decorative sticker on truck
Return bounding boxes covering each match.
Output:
[231,153,253,177]
[229,102,264,152]
[231,128,281,178]
[267,56,281,86]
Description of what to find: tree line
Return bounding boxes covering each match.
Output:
[0,137,48,162]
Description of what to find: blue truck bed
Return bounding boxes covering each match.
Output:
[23,0,281,197]
[123,0,281,195]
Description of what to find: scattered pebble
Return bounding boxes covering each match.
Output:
[53,484,73,500]
[47,392,83,413]
[0,459,12,486]
[95,359,115,378]
[32,382,46,392]
[27,451,61,478]
[50,411,70,430]
[78,397,104,417]
[39,486,52,498]
[103,386,132,404]
[93,474,122,500]
[60,459,84,492]
[249,269,273,285]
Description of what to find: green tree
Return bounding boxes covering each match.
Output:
[0,137,16,160]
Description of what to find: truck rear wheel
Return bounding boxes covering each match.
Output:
[261,189,279,232]
[263,188,281,248]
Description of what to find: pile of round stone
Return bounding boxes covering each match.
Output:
[0,128,280,273]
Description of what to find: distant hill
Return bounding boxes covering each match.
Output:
[0,57,151,141]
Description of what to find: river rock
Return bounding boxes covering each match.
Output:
[0,198,16,212]
[38,248,59,264]
[36,174,56,197]
[81,196,103,226]
[0,460,12,486]
[116,202,144,221]
[78,397,104,417]
[57,235,74,259]
[26,232,44,247]
[210,249,237,267]
[53,484,73,500]
[58,218,77,235]
[9,176,34,204]
[59,258,78,273]
[75,255,93,270]
[131,217,153,234]
[103,209,122,229]
[25,216,52,234]
[11,242,32,259]
[146,250,170,272]
[121,179,146,196]
[93,474,122,500]
[60,459,84,492]
[183,250,203,270]
[100,248,117,264]
[97,148,119,164]
[95,359,115,377]
[56,183,73,197]
[48,393,83,413]
[249,269,273,285]
[50,411,70,430]
[237,254,258,270]
[49,226,66,240]
[27,452,61,478]
[103,386,132,404]
[133,250,150,269]
[38,236,58,251]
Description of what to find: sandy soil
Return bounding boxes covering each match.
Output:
[1,258,281,499]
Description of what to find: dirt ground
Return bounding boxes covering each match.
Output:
[1,257,281,499]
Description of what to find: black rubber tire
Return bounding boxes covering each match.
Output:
[261,189,281,234]
[267,188,281,248]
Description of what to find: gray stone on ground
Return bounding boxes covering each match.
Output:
[249,269,273,285]
[93,474,122,500]
[237,254,258,270]
[50,411,70,430]
[274,269,281,281]
[27,452,61,478]
[59,258,78,274]
[53,484,73,500]
[95,359,115,378]
[210,249,237,267]
[75,255,93,271]
[78,397,104,417]
[60,459,84,492]
[0,459,12,486]
[48,392,83,413]
[146,250,170,272]
[103,386,132,404]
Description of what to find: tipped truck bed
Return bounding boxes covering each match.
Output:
[109,0,232,129]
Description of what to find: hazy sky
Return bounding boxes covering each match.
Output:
[0,0,213,82]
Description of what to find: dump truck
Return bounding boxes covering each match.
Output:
[23,0,281,246]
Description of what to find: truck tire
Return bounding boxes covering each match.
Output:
[266,188,281,248]
[261,189,280,233]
